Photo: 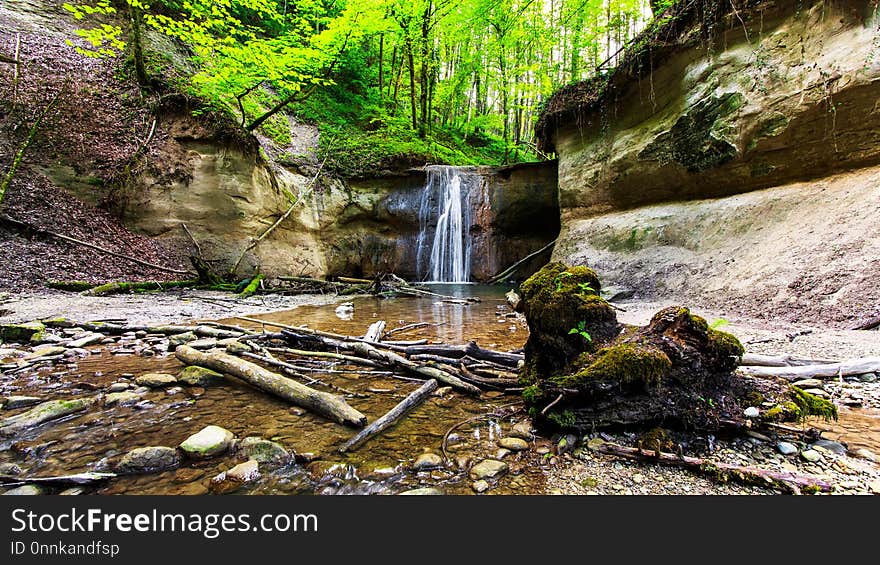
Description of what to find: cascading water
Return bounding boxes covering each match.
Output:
[416,166,478,282]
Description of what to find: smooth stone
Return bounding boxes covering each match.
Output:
[802,388,830,398]
[3,485,45,495]
[236,437,291,466]
[469,459,508,481]
[509,421,533,440]
[791,378,824,389]
[27,345,66,359]
[413,452,443,471]
[399,487,442,495]
[227,459,259,482]
[104,391,142,407]
[776,441,798,456]
[176,366,224,386]
[498,437,529,451]
[0,398,94,434]
[743,406,760,418]
[135,373,177,388]
[586,438,606,451]
[495,448,512,459]
[2,396,42,409]
[472,480,490,493]
[187,338,218,350]
[179,425,234,458]
[812,439,846,455]
[854,448,877,463]
[107,383,129,393]
[746,430,771,442]
[870,480,880,495]
[800,449,822,463]
[168,332,197,348]
[67,334,103,348]
[116,446,181,474]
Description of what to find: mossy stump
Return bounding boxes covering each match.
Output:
[517,262,835,433]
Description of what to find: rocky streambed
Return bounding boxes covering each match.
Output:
[1,288,878,496]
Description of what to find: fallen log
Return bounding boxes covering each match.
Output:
[265,346,383,368]
[236,351,366,398]
[85,280,198,296]
[738,357,880,380]
[174,346,366,427]
[486,238,557,284]
[350,342,480,394]
[597,442,833,494]
[363,320,386,342]
[338,379,438,453]
[404,341,523,367]
[740,353,837,367]
[0,472,115,486]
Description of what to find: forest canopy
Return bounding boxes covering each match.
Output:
[63,0,673,173]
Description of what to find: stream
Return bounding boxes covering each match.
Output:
[1,286,877,495]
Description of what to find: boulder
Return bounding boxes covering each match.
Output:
[0,322,45,343]
[469,459,508,481]
[236,437,290,466]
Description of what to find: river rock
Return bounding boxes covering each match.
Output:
[870,480,880,495]
[168,332,197,349]
[27,345,66,359]
[2,396,42,409]
[107,383,129,393]
[3,485,45,495]
[135,373,177,388]
[743,406,760,418]
[210,460,260,494]
[236,437,291,466]
[413,452,443,471]
[180,425,234,458]
[800,449,822,463]
[776,442,798,456]
[67,334,103,348]
[801,388,830,398]
[116,446,181,474]
[0,322,45,343]
[472,480,490,493]
[177,366,225,386]
[469,459,508,481]
[104,391,142,407]
[399,487,443,495]
[0,397,94,435]
[509,421,533,440]
[187,338,218,350]
[586,437,606,451]
[854,448,877,463]
[59,487,84,495]
[498,437,529,451]
[812,439,846,455]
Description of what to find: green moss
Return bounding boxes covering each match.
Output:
[743,391,764,406]
[638,427,674,452]
[238,274,264,298]
[521,384,547,406]
[707,327,745,359]
[547,410,576,429]
[790,387,838,422]
[0,322,46,344]
[556,343,671,387]
[46,280,97,292]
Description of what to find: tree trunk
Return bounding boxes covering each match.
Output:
[174,346,367,427]
[129,6,149,88]
[406,38,418,131]
[378,33,384,97]
[338,379,438,453]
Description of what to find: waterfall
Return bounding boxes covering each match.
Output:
[416,166,477,282]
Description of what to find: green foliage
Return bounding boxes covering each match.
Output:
[568,321,592,343]
[709,318,730,330]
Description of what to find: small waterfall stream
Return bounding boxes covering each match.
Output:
[416,166,480,282]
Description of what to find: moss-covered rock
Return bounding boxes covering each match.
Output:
[176,366,225,386]
[556,344,671,388]
[0,322,46,344]
[0,397,94,436]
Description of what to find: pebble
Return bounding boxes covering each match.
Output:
[469,459,508,481]
[413,452,443,471]
[2,485,44,495]
[227,459,260,482]
[107,382,129,393]
[495,448,512,459]
[509,421,533,440]
[802,388,830,398]
[498,437,529,451]
[791,378,824,388]
[800,449,822,463]
[743,406,760,418]
[776,441,798,456]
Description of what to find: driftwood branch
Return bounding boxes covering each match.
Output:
[174,345,366,427]
[338,379,438,453]
[739,353,837,367]
[738,357,880,380]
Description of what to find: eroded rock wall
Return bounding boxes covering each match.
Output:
[548,0,880,326]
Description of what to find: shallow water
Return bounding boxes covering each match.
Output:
[1,285,551,495]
